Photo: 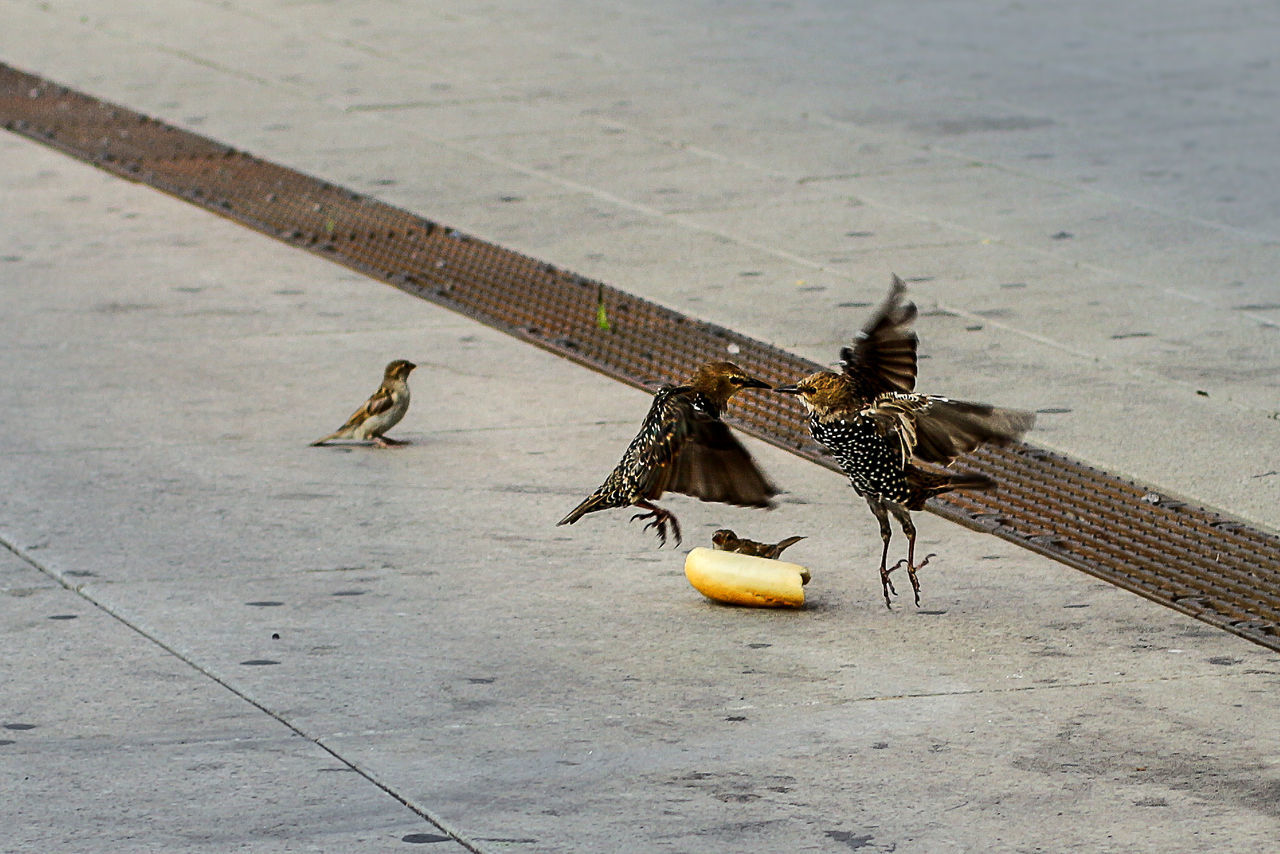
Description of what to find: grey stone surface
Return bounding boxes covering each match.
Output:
[3,1,1280,851]
[0,573,470,852]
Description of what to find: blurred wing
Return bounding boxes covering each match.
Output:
[909,397,1036,464]
[664,412,778,508]
[868,393,1036,465]
[839,275,919,401]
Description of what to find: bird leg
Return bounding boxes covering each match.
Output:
[888,504,936,607]
[865,497,897,608]
[630,500,682,547]
[373,436,409,448]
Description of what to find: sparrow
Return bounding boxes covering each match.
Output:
[711,529,806,560]
[310,359,416,447]
[558,361,779,546]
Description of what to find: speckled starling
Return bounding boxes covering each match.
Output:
[311,359,416,448]
[558,361,779,546]
[711,529,806,560]
[776,278,1034,607]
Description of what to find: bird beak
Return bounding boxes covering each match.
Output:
[773,384,802,394]
[742,377,771,391]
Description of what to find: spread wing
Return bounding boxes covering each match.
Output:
[907,397,1035,464]
[661,410,778,508]
[865,393,1035,466]
[631,386,698,500]
[839,274,919,403]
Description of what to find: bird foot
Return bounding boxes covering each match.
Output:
[888,553,937,607]
[373,436,409,448]
[630,507,682,547]
[878,565,898,609]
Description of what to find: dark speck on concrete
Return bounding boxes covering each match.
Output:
[825,830,877,850]
[401,832,452,844]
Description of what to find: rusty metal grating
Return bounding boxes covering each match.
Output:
[4,61,1280,648]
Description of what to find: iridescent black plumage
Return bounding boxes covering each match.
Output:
[777,277,1034,607]
[558,362,778,546]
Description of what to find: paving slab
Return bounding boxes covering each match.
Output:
[0,575,470,853]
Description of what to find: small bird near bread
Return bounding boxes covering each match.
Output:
[558,361,779,547]
[310,359,416,448]
[711,529,806,560]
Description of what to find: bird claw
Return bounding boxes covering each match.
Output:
[630,508,682,547]
[888,553,936,607]
[879,562,900,609]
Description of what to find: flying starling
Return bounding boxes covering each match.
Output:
[776,277,1034,607]
[558,361,779,546]
[711,529,806,560]
[310,359,416,447]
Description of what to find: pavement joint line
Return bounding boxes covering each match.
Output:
[0,531,495,854]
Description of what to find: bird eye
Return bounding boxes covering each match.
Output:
[729,376,744,385]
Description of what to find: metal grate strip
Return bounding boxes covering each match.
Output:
[4,61,1279,647]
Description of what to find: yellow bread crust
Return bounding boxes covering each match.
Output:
[684,547,808,608]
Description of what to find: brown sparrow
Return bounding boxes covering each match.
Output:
[310,359,416,447]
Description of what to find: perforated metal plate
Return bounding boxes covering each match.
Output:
[4,61,1278,647]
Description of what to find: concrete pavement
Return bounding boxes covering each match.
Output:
[2,1,1279,851]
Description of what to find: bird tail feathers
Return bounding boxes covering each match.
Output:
[772,535,806,556]
[558,493,606,526]
[904,466,995,510]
